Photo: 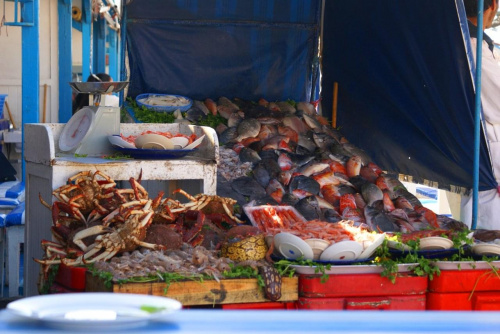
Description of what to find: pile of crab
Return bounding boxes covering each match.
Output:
[35,170,246,283]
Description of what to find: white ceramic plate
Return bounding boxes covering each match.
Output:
[108,135,137,149]
[472,243,500,256]
[319,241,363,261]
[274,232,314,260]
[7,293,182,330]
[419,237,454,250]
[290,263,417,275]
[135,134,175,150]
[184,134,206,150]
[358,234,385,260]
[433,260,500,271]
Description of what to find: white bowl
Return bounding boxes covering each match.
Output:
[108,135,136,149]
[170,136,189,149]
[134,134,174,150]
[419,237,453,251]
[472,243,500,256]
[304,239,330,260]
[274,233,314,260]
[319,241,363,261]
[358,234,385,260]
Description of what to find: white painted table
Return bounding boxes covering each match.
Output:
[23,123,218,297]
[0,309,500,334]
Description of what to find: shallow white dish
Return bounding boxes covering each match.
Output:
[304,239,330,260]
[135,134,175,150]
[7,293,182,330]
[290,263,417,275]
[274,232,314,260]
[358,234,385,260]
[472,243,500,256]
[419,237,454,251]
[319,241,363,261]
[184,134,206,150]
[433,260,500,271]
[108,135,137,149]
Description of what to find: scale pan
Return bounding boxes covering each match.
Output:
[69,82,129,94]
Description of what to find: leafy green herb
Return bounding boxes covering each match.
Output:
[74,153,88,158]
[197,113,227,128]
[102,152,132,160]
[126,98,177,123]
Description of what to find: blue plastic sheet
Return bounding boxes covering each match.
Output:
[125,0,321,102]
[321,0,496,192]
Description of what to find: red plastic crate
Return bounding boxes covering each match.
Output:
[299,273,428,298]
[54,263,87,291]
[427,292,500,311]
[428,269,500,293]
[221,302,297,310]
[297,295,426,310]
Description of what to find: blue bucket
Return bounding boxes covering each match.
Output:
[0,94,7,119]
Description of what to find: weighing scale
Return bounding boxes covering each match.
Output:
[60,81,129,157]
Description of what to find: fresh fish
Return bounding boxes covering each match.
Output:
[247,140,263,153]
[240,137,261,148]
[276,101,296,113]
[239,147,261,164]
[314,195,336,210]
[394,196,414,210]
[219,127,238,145]
[393,188,422,208]
[320,184,341,205]
[297,133,317,153]
[302,113,322,130]
[218,105,237,119]
[261,158,281,179]
[437,215,469,231]
[342,143,372,165]
[341,207,366,226]
[329,142,351,158]
[364,205,399,232]
[266,179,285,203]
[236,118,261,142]
[312,132,337,152]
[473,229,500,242]
[186,107,207,123]
[268,102,281,111]
[311,170,341,188]
[231,176,266,198]
[258,98,269,107]
[261,135,290,151]
[361,183,384,206]
[382,192,396,212]
[281,193,300,206]
[259,150,278,161]
[252,162,271,188]
[323,209,342,223]
[296,102,316,116]
[218,97,240,111]
[193,100,210,115]
[227,111,244,128]
[215,123,228,135]
[359,166,378,183]
[253,195,279,206]
[280,151,315,167]
[367,162,384,176]
[346,156,362,178]
[348,176,370,192]
[289,175,320,196]
[258,124,278,140]
[321,125,343,143]
[354,193,366,210]
[295,196,321,221]
[277,125,298,143]
[282,116,309,133]
[340,194,357,213]
[298,161,330,177]
[204,98,218,115]
[278,170,293,186]
[337,184,357,196]
[278,152,293,171]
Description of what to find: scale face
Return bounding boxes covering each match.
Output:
[59,108,95,151]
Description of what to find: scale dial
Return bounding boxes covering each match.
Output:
[59,107,96,151]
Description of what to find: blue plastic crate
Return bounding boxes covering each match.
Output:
[135,93,193,112]
[0,94,7,118]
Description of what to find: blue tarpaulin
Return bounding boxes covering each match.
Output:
[321,0,496,193]
[125,0,322,102]
[124,0,496,194]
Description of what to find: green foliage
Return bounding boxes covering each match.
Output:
[197,113,227,128]
[39,264,60,295]
[126,98,177,123]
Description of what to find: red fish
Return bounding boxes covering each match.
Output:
[360,166,378,183]
[382,191,395,212]
[375,175,389,191]
[414,206,439,229]
[278,125,299,143]
[394,196,414,210]
[232,142,245,154]
[258,98,269,107]
[279,171,293,186]
[311,170,340,188]
[204,98,217,116]
[278,153,293,171]
[292,189,314,199]
[368,162,384,176]
[258,124,277,140]
[278,139,293,152]
[320,184,341,205]
[346,156,362,178]
[341,207,366,225]
[340,193,357,213]
[322,159,347,175]
[354,193,366,210]
[266,179,285,204]
[240,137,260,147]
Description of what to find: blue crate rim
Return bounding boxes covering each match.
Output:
[135,93,193,112]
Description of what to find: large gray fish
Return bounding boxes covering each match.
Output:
[361,183,384,206]
[266,178,286,203]
[312,132,337,152]
[298,161,330,177]
[193,100,210,115]
[302,113,322,130]
[289,175,320,198]
[295,196,321,221]
[322,208,342,223]
[364,205,400,232]
[393,188,422,208]
[227,111,244,128]
[261,158,281,179]
[297,133,317,154]
[252,162,271,188]
[236,118,261,142]
[239,147,261,164]
[218,96,240,111]
[231,176,266,198]
[282,116,309,133]
[186,107,206,123]
[219,127,238,145]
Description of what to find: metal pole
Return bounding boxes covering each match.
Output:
[472,0,485,230]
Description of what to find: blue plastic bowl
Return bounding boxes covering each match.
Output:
[135,93,193,112]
